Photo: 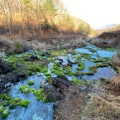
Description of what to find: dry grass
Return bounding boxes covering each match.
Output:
[109,75,120,93]
[54,86,89,120]
[81,93,120,120]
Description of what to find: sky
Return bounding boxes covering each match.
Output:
[61,0,120,28]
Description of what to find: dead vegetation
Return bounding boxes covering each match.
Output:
[54,86,89,120]
[81,93,120,120]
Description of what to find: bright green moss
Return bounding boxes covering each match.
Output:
[20,85,33,94]
[28,80,35,86]
[51,63,65,76]
[41,68,48,73]
[71,78,86,86]
[44,72,52,77]
[81,53,92,60]
[1,109,10,119]
[77,62,85,70]
[0,105,5,114]
[19,100,30,107]
[9,98,21,109]
[0,94,11,100]
[33,89,46,101]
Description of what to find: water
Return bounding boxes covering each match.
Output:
[0,75,53,120]
[75,48,92,54]
[97,50,116,58]
[82,67,116,80]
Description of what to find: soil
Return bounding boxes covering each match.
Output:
[91,30,120,48]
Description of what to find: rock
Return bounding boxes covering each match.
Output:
[56,59,63,64]
[67,60,73,67]
[44,85,62,102]
[25,55,39,61]
[0,39,11,53]
[52,76,72,95]
[0,60,13,74]
[0,72,27,93]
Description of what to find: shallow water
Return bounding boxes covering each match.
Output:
[0,75,53,120]
[75,48,92,54]
[82,67,117,80]
[97,50,116,58]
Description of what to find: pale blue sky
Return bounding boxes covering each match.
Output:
[61,0,120,28]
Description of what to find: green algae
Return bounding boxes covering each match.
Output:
[28,80,35,86]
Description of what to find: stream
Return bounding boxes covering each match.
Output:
[0,43,117,120]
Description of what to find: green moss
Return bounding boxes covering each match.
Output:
[89,66,98,74]
[1,100,11,107]
[51,63,65,76]
[71,78,86,86]
[46,76,52,84]
[44,72,52,77]
[1,109,10,119]
[20,85,33,94]
[9,98,21,109]
[41,68,48,73]
[0,105,5,114]
[28,80,35,86]
[53,62,61,70]
[0,94,11,100]
[81,53,92,60]
[91,58,103,63]
[77,62,85,71]
[104,48,116,52]
[19,100,30,107]
[36,73,42,76]
[33,89,46,101]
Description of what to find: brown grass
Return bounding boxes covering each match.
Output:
[54,86,89,120]
[109,75,120,94]
[81,93,120,120]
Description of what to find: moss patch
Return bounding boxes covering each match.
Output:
[33,89,48,102]
[28,80,35,86]
[19,100,30,107]
[20,85,33,94]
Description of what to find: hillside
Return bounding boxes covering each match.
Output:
[0,0,96,39]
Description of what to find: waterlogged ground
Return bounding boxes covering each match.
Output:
[0,43,117,120]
